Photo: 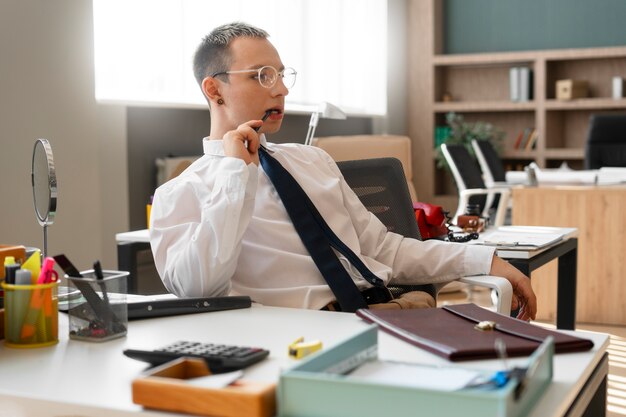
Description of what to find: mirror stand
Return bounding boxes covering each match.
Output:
[31,138,57,258]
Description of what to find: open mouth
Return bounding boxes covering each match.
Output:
[265,108,283,120]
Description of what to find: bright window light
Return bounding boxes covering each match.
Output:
[93,0,387,116]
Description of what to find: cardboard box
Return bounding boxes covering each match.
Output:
[556,79,588,100]
[278,325,553,417]
[132,357,276,417]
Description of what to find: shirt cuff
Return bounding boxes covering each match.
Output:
[464,244,497,276]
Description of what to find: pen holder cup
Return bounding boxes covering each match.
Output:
[2,282,59,348]
[66,270,129,342]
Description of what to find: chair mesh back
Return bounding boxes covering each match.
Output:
[444,145,487,210]
[337,158,421,239]
[475,140,506,182]
[585,114,626,169]
[337,158,436,299]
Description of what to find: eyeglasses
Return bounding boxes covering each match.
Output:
[211,66,297,89]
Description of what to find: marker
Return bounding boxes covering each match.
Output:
[15,269,32,285]
[4,256,20,285]
[93,260,114,333]
[37,257,58,284]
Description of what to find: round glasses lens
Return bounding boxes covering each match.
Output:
[282,68,297,89]
[259,66,278,88]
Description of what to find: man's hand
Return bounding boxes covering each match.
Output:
[490,256,537,321]
[222,120,264,166]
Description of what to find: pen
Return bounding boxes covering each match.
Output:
[483,241,519,247]
[93,260,110,306]
[94,260,114,333]
[4,256,20,285]
[254,110,275,133]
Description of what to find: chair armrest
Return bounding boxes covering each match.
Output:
[490,181,511,188]
[458,275,512,315]
[458,188,511,226]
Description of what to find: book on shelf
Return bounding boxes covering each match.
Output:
[509,67,520,101]
[519,67,533,102]
[514,127,535,150]
[524,128,538,150]
[434,126,451,148]
[509,66,533,102]
[513,130,524,149]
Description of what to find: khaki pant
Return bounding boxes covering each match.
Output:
[369,290,436,310]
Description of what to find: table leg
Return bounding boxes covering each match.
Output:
[117,242,139,294]
[557,239,578,330]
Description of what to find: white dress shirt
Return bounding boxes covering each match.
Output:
[150,136,496,309]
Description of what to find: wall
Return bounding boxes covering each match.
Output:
[0,0,128,269]
[445,0,626,54]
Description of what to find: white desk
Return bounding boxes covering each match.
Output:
[0,306,609,417]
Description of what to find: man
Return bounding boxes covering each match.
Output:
[150,22,537,320]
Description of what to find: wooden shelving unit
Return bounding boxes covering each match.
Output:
[407,1,626,206]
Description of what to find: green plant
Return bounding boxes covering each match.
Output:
[435,112,504,169]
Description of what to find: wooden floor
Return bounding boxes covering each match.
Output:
[438,285,626,417]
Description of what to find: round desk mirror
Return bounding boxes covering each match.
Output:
[31,138,57,257]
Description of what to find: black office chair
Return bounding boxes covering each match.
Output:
[336,157,512,313]
[440,144,510,227]
[471,139,507,185]
[584,114,626,169]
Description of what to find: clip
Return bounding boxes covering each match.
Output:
[288,337,322,359]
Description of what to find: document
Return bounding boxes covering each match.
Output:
[473,231,563,250]
[505,167,598,185]
[347,360,480,392]
[597,167,626,185]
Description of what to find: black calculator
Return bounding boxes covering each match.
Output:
[123,341,270,372]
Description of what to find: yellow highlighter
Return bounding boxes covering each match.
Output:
[288,337,323,360]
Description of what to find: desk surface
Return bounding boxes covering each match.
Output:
[117,229,150,243]
[116,226,578,260]
[0,306,608,417]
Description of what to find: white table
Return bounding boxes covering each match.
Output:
[0,306,609,417]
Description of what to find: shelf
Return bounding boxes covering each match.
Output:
[433,46,626,66]
[544,148,585,159]
[545,98,626,110]
[434,101,536,112]
[407,2,626,205]
[433,51,537,66]
[502,150,538,159]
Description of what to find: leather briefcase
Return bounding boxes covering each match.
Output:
[357,303,594,361]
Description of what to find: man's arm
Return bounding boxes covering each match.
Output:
[489,256,537,320]
[150,155,258,298]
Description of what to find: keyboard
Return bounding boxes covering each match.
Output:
[123,341,270,372]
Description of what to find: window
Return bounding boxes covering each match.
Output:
[93,0,387,115]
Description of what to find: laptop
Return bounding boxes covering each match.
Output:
[58,287,251,320]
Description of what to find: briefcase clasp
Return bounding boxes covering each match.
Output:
[474,321,497,331]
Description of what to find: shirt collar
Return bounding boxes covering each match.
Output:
[203,134,272,155]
